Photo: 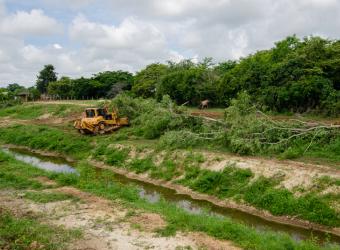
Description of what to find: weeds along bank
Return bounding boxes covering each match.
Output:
[1,150,339,250]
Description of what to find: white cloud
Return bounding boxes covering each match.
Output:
[53,43,62,50]
[0,9,62,36]
[70,15,165,51]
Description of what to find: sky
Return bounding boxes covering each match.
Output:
[1,0,340,87]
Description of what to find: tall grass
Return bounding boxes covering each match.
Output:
[179,166,339,227]
[0,103,82,119]
[0,125,92,158]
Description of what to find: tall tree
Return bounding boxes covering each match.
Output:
[36,64,57,94]
[132,63,168,98]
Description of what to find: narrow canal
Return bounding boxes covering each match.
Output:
[2,146,339,246]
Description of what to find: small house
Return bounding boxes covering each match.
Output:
[15,90,29,102]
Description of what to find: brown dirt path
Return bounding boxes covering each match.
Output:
[0,180,240,250]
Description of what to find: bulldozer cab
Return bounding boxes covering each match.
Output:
[85,109,97,118]
[85,108,113,120]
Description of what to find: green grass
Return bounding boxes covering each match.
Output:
[243,177,340,226]
[0,152,45,190]
[0,125,92,159]
[0,103,83,119]
[179,165,253,198]
[0,150,338,250]
[0,210,82,250]
[24,191,79,203]
[305,137,340,165]
[178,166,340,227]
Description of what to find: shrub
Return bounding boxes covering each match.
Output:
[128,158,155,173]
[158,130,203,149]
[110,94,204,140]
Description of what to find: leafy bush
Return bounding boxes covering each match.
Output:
[110,94,204,139]
[150,160,180,181]
[180,166,253,198]
[158,130,203,149]
[128,158,155,173]
[243,177,340,226]
[105,149,129,167]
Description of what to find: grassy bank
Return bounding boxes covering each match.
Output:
[0,103,85,120]
[0,125,92,159]
[0,211,82,250]
[0,150,338,250]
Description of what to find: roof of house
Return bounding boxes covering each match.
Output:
[16,90,29,96]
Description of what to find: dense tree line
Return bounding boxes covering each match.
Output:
[132,36,340,115]
[1,35,340,115]
[47,70,133,99]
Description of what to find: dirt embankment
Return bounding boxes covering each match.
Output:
[91,159,340,237]
[0,178,239,250]
[121,143,340,193]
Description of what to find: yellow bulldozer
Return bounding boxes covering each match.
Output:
[74,107,129,135]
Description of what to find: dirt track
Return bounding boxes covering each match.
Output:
[0,179,239,250]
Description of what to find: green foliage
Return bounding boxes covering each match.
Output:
[0,84,39,105]
[111,94,204,139]
[46,70,133,99]
[48,76,74,98]
[125,36,340,115]
[93,70,133,98]
[150,160,180,181]
[180,166,253,198]
[132,63,168,98]
[0,171,43,190]
[93,143,129,166]
[105,149,129,166]
[156,60,219,106]
[243,177,340,226]
[158,130,203,149]
[128,158,155,174]
[178,163,340,226]
[36,64,57,94]
[222,92,340,158]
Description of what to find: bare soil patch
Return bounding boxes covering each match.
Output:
[201,151,340,191]
[128,213,166,232]
[191,110,224,119]
[0,185,239,250]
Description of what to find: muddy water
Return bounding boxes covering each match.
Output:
[2,148,77,174]
[2,147,340,245]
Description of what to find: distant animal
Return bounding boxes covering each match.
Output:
[199,99,209,109]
